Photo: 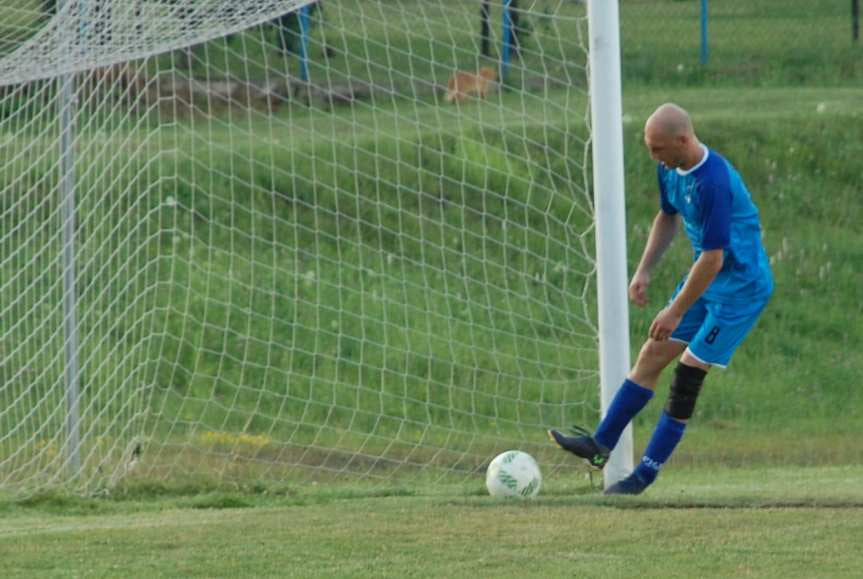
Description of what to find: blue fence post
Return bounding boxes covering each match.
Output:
[501,0,513,85]
[854,0,860,42]
[700,0,709,65]
[299,4,312,84]
[480,1,491,57]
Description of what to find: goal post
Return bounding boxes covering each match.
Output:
[0,0,631,496]
[586,0,633,488]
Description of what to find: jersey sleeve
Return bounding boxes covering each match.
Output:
[698,164,732,251]
[657,165,678,215]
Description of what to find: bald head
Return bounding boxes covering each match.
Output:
[643,103,702,170]
[645,103,694,139]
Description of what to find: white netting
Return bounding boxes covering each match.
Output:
[1,1,314,86]
[0,0,596,495]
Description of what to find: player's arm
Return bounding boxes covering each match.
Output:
[668,249,723,317]
[650,169,732,341]
[630,210,680,307]
[649,249,723,341]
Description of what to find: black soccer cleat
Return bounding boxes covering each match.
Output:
[547,425,610,470]
[603,472,649,496]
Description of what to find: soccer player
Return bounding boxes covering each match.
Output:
[549,103,774,495]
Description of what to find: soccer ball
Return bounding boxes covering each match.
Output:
[485,450,542,498]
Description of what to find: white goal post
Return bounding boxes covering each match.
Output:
[0,0,630,495]
[587,0,632,488]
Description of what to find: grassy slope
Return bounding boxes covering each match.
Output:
[1,87,861,484]
[155,86,863,443]
[2,87,860,474]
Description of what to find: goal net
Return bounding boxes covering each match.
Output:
[0,0,600,495]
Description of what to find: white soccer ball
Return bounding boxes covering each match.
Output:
[485,450,542,499]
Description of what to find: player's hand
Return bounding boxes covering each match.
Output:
[649,307,682,341]
[628,270,650,308]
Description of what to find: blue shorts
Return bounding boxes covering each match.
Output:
[669,291,770,368]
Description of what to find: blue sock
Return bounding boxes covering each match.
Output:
[593,379,654,450]
[634,411,687,485]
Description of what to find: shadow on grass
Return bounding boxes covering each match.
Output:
[444,494,863,510]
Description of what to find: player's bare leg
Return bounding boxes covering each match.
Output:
[628,338,689,390]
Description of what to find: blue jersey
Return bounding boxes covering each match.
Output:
[658,146,773,305]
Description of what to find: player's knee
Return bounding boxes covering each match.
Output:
[639,338,671,363]
[665,362,708,420]
[636,339,683,375]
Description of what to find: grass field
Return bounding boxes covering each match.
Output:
[2,466,863,577]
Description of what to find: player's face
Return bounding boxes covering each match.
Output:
[644,129,685,169]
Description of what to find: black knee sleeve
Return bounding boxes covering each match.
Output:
[665,362,707,420]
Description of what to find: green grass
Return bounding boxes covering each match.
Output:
[138,86,863,436]
[1,466,862,577]
[620,0,863,86]
[2,86,861,494]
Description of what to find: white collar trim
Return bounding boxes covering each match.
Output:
[676,144,709,176]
